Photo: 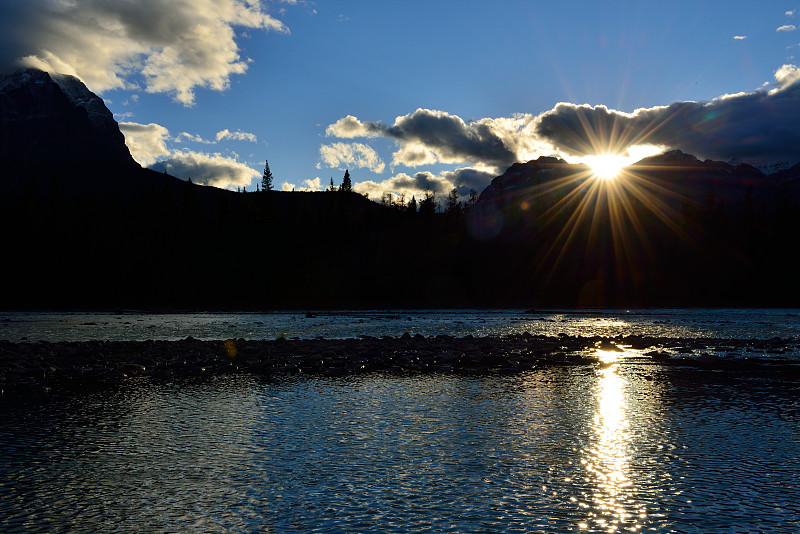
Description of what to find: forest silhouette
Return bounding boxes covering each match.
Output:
[3,154,799,310]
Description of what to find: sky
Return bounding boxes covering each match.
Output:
[2,0,800,200]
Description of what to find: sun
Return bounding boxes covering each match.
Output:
[584,154,628,180]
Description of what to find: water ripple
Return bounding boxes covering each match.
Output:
[1,369,799,532]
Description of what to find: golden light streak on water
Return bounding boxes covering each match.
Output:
[579,351,642,532]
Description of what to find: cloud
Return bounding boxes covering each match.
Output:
[534,65,800,162]
[303,177,323,191]
[326,64,800,179]
[150,150,260,189]
[327,109,548,173]
[319,142,385,173]
[788,10,796,17]
[0,0,287,105]
[121,120,263,188]
[391,143,440,167]
[177,132,215,144]
[281,177,324,192]
[216,129,258,143]
[774,63,800,88]
[383,109,520,167]
[777,25,798,32]
[354,167,494,201]
[119,122,171,166]
[325,115,382,138]
[733,35,747,40]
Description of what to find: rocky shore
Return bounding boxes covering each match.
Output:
[1,334,798,397]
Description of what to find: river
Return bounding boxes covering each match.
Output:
[1,310,799,532]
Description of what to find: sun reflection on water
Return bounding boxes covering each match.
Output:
[579,351,643,532]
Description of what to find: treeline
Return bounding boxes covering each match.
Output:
[3,165,800,310]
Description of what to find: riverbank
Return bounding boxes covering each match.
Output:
[2,334,799,397]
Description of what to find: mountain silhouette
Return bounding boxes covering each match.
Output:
[2,69,799,309]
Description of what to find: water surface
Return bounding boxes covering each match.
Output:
[2,361,798,533]
[3,308,800,342]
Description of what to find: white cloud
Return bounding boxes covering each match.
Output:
[777,24,798,32]
[151,150,260,189]
[733,35,747,40]
[119,122,171,166]
[302,177,323,191]
[774,63,800,89]
[787,10,796,17]
[216,128,258,143]
[325,115,382,138]
[1,0,287,106]
[282,177,323,192]
[353,167,494,201]
[177,132,215,144]
[391,142,439,167]
[319,142,385,173]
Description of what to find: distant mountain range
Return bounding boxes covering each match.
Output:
[2,68,799,309]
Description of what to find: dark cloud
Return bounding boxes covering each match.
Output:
[536,68,800,163]
[391,169,494,197]
[385,109,518,166]
[444,168,496,195]
[354,108,520,168]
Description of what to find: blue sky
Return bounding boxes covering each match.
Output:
[2,1,799,198]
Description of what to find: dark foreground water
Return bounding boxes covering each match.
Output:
[2,362,799,533]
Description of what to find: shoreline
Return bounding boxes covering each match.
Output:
[2,334,799,397]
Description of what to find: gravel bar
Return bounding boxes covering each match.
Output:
[2,334,799,397]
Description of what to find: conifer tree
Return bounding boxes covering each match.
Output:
[340,169,352,192]
[261,160,273,191]
[446,187,462,216]
[419,189,436,215]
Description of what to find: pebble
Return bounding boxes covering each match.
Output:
[0,335,797,397]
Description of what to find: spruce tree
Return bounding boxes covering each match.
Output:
[261,160,273,191]
[340,169,352,193]
[408,195,417,213]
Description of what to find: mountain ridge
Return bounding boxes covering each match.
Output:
[3,69,800,309]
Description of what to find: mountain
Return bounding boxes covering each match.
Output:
[2,69,800,309]
[727,157,795,175]
[478,149,787,212]
[0,69,138,182]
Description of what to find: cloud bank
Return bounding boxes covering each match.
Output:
[536,65,800,162]
[121,121,260,189]
[327,64,800,174]
[150,150,260,189]
[0,0,286,105]
[331,109,536,170]
[354,167,494,202]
